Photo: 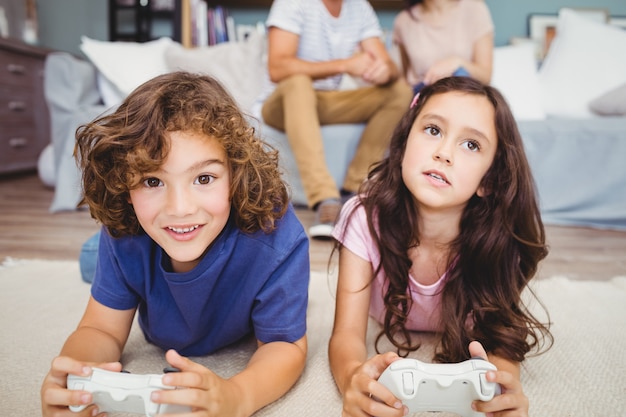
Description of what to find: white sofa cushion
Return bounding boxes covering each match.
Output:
[164,32,265,112]
[589,82,626,116]
[491,43,546,121]
[538,8,626,118]
[80,36,173,98]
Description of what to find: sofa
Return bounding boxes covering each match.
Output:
[40,8,626,230]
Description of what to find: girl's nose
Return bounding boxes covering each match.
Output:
[433,142,453,164]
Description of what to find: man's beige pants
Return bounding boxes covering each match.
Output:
[262,74,413,208]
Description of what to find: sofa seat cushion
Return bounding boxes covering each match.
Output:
[257,122,364,207]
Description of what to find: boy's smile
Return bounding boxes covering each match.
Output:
[129,130,231,273]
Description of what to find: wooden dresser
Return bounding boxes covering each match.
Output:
[0,37,51,174]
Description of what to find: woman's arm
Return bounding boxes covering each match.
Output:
[423,31,494,86]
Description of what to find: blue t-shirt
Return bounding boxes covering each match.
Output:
[91,205,310,356]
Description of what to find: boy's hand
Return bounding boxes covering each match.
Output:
[41,356,122,417]
[469,341,529,417]
[152,349,244,417]
[340,352,407,417]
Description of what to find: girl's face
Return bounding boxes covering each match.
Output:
[129,130,231,273]
[402,91,498,216]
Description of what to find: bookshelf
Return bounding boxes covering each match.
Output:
[109,0,178,42]
[176,0,404,48]
[209,0,404,8]
[108,0,404,47]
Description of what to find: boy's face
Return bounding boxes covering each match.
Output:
[129,130,231,273]
[402,91,498,215]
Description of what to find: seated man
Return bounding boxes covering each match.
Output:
[259,0,413,238]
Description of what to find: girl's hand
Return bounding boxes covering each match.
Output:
[152,349,244,417]
[341,352,407,417]
[469,341,529,417]
[40,356,122,417]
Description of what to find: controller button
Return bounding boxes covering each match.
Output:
[402,372,414,396]
[479,373,491,396]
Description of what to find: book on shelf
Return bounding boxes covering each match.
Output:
[181,0,240,47]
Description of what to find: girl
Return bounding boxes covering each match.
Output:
[40,72,310,417]
[393,0,494,94]
[329,77,552,417]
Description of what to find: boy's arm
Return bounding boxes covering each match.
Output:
[233,336,308,415]
[41,296,135,416]
[61,296,136,362]
[158,337,307,417]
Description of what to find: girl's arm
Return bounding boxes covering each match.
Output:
[469,341,528,416]
[153,337,307,417]
[329,247,404,417]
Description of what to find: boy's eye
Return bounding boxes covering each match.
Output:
[144,177,162,188]
[195,174,215,185]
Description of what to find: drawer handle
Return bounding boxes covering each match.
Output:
[9,137,29,148]
[8,101,26,111]
[7,63,26,75]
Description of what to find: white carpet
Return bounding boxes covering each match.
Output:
[1,258,625,416]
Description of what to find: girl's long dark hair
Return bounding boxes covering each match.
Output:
[342,77,552,363]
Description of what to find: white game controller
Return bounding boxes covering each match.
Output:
[67,368,191,416]
[377,358,501,417]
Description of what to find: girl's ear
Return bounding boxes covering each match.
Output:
[476,183,491,198]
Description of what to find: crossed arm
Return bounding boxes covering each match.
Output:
[266,26,400,86]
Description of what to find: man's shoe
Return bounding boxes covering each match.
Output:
[309,198,342,239]
[340,188,356,205]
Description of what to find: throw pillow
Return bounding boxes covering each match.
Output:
[538,8,626,118]
[80,36,173,97]
[589,82,626,116]
[164,32,265,112]
[491,43,546,120]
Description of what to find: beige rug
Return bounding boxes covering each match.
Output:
[1,258,625,416]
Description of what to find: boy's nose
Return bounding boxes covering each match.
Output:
[165,187,196,216]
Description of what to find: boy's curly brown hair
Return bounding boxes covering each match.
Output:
[75,71,289,237]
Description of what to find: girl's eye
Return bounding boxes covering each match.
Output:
[463,140,481,152]
[195,174,215,185]
[143,177,162,188]
[424,125,441,137]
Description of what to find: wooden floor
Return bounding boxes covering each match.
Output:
[1,171,625,281]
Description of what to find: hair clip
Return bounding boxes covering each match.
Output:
[410,92,420,109]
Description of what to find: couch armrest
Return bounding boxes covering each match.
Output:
[43,52,110,212]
